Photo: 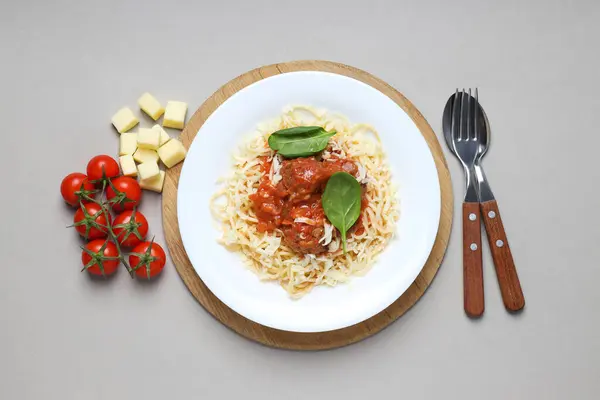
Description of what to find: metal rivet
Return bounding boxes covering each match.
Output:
[496,239,504,247]
[470,243,478,251]
[469,213,476,221]
[488,211,496,219]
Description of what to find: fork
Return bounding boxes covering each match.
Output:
[450,89,485,318]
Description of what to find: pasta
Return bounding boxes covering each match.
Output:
[210,105,399,298]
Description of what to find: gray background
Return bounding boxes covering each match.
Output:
[2,0,599,399]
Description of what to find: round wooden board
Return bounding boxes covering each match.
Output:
[162,60,453,350]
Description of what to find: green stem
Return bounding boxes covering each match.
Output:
[88,187,133,276]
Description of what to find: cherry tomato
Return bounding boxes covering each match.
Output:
[73,203,111,240]
[60,173,95,206]
[113,209,149,248]
[81,239,120,277]
[129,241,167,279]
[86,155,120,186]
[106,176,142,212]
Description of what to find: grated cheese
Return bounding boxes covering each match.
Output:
[355,162,368,184]
[319,222,334,246]
[269,153,283,185]
[294,217,318,225]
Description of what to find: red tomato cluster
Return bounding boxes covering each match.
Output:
[61,155,166,279]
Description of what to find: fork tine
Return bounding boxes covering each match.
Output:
[451,89,460,142]
[474,88,479,142]
[460,89,467,141]
[467,88,472,141]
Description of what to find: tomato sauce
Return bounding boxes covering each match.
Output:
[280,194,328,254]
[249,155,366,254]
[249,179,287,233]
[257,156,272,173]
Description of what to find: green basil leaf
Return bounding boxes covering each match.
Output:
[268,126,336,158]
[321,172,362,254]
[270,126,324,136]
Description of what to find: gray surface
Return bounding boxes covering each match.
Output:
[1,0,599,399]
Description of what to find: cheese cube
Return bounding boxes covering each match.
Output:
[119,132,138,155]
[133,148,159,164]
[163,101,188,129]
[138,92,165,120]
[111,107,139,133]
[140,170,165,193]
[137,161,160,181]
[119,155,137,177]
[158,139,187,168]
[152,124,171,146]
[137,128,160,150]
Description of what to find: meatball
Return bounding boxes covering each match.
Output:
[281,157,358,202]
[280,195,327,255]
[281,224,327,255]
[280,157,325,202]
[322,158,358,178]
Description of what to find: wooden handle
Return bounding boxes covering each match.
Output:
[462,202,484,318]
[480,200,525,312]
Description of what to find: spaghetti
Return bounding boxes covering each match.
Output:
[210,106,399,297]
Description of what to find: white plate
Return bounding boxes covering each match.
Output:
[178,71,440,333]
